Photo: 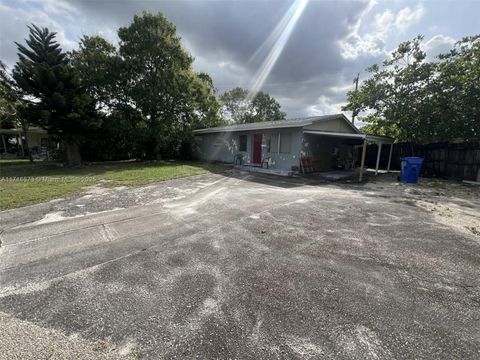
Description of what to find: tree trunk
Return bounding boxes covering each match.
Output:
[64,137,82,166]
[22,127,34,162]
[154,142,162,160]
[1,134,7,155]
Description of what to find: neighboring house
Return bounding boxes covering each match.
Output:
[193,114,393,180]
[0,127,53,158]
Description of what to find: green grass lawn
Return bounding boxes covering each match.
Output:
[0,159,228,210]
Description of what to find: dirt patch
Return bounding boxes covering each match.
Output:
[365,174,480,239]
[0,311,128,360]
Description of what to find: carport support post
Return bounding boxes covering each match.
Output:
[387,143,393,173]
[375,142,383,176]
[359,139,367,182]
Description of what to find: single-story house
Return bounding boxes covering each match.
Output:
[193,114,393,181]
[0,127,54,158]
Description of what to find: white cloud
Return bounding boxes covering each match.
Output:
[339,0,380,59]
[329,83,353,95]
[374,9,395,31]
[422,34,456,60]
[307,96,345,116]
[395,5,425,33]
[339,3,425,59]
[424,34,455,51]
[41,0,78,20]
[0,2,77,67]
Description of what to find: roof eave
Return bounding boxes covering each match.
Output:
[364,134,394,143]
[193,114,364,135]
[303,129,394,143]
[193,123,309,134]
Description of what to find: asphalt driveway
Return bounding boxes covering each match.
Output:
[1,171,479,359]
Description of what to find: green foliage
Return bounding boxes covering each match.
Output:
[359,114,400,139]
[117,12,221,159]
[433,35,480,140]
[343,35,480,143]
[8,14,226,162]
[0,61,36,160]
[0,61,21,129]
[80,110,142,161]
[250,91,286,123]
[220,87,250,123]
[220,87,286,124]
[0,159,227,209]
[71,35,145,160]
[69,12,223,161]
[70,36,119,111]
[12,25,100,165]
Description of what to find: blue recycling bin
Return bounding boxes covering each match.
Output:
[400,157,424,184]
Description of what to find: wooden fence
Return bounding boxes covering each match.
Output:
[361,140,480,181]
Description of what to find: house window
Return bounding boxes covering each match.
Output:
[280,133,292,154]
[239,135,247,152]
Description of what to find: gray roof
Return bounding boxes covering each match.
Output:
[192,114,357,134]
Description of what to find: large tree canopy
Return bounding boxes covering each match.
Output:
[12,25,99,165]
[117,12,221,159]
[71,35,119,112]
[220,87,286,124]
[69,13,223,160]
[71,35,145,160]
[343,35,480,143]
[0,61,21,129]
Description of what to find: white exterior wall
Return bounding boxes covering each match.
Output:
[194,127,303,171]
[261,128,303,170]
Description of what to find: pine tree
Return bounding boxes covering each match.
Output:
[12,25,100,165]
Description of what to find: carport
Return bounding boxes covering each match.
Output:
[303,130,394,182]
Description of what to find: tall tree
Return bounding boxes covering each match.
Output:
[0,61,33,160]
[250,91,286,123]
[432,35,480,140]
[118,12,220,159]
[12,25,99,166]
[70,35,119,112]
[220,87,286,124]
[220,87,250,124]
[0,61,20,129]
[71,35,144,160]
[343,35,480,143]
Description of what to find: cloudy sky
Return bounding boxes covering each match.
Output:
[1,0,478,118]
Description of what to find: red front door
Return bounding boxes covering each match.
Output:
[253,134,262,164]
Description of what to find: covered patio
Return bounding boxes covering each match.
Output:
[302,130,394,182]
[0,127,50,158]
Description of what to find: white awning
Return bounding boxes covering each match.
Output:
[303,130,393,143]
